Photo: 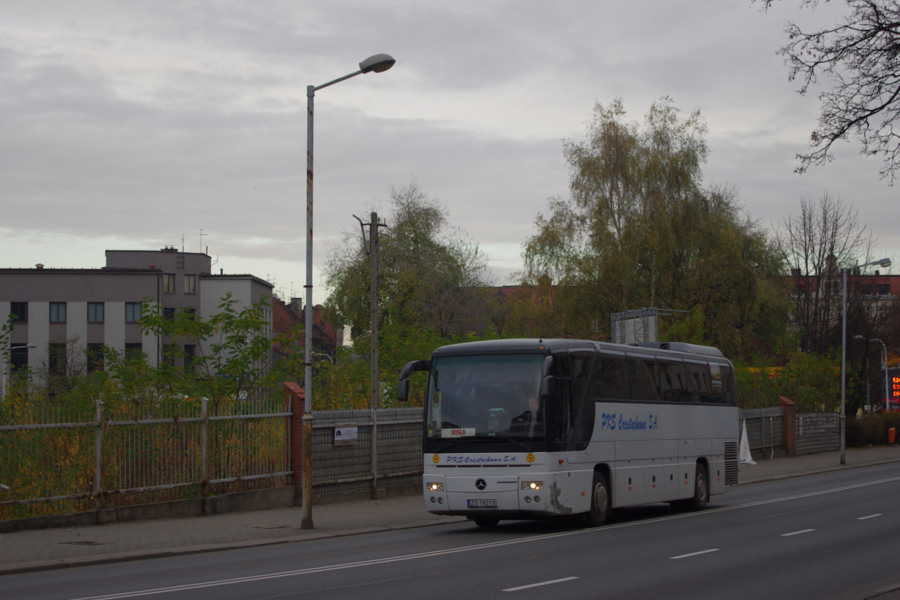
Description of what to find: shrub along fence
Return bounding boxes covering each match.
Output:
[0,390,425,525]
[0,396,291,522]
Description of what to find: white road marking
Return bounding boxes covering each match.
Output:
[781,529,815,537]
[503,576,579,592]
[670,548,719,560]
[858,513,882,520]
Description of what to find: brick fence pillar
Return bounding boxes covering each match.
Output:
[778,396,796,456]
[283,382,305,504]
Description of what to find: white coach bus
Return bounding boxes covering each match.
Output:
[398,338,740,528]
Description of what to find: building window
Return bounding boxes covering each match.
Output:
[184,344,197,372]
[125,302,142,323]
[10,345,29,372]
[163,343,178,365]
[185,274,197,294]
[48,342,66,375]
[88,302,105,324]
[164,307,176,320]
[10,302,28,324]
[163,273,176,294]
[124,343,143,361]
[87,343,105,372]
[50,302,67,324]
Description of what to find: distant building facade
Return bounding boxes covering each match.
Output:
[786,255,898,343]
[0,248,272,383]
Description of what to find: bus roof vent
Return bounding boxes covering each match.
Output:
[633,341,724,357]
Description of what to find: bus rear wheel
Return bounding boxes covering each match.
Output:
[587,471,611,527]
[686,463,709,511]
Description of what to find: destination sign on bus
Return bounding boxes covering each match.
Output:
[441,428,476,438]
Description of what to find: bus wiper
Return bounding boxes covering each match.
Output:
[427,440,467,453]
[487,435,533,452]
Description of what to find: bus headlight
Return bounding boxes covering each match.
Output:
[426,482,444,492]
[521,481,543,491]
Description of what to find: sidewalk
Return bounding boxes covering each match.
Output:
[1,445,898,576]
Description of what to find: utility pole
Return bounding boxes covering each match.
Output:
[355,212,386,496]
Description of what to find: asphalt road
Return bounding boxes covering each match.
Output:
[5,463,900,600]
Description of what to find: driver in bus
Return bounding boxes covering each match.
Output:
[510,396,541,436]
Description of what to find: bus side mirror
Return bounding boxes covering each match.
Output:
[539,376,554,400]
[542,355,554,377]
[398,379,410,402]
[398,359,431,402]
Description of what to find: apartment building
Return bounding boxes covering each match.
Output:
[0,248,272,383]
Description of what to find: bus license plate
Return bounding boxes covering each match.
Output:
[467,498,497,508]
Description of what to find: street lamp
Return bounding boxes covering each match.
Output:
[302,53,395,529]
[840,257,891,464]
[852,335,889,415]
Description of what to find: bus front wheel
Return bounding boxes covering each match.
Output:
[587,471,611,527]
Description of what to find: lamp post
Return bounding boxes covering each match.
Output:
[303,53,395,529]
[852,335,889,415]
[840,257,892,465]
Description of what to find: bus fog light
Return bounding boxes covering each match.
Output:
[437,497,444,504]
[521,481,543,491]
[534,496,541,503]
[524,496,531,503]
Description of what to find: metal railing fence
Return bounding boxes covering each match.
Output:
[0,397,291,520]
[740,407,784,459]
[311,408,424,496]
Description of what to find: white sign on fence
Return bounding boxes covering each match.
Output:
[334,424,358,447]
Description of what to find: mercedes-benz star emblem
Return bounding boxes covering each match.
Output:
[475,479,487,490]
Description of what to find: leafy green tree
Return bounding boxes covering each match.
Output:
[735,351,840,412]
[325,181,497,341]
[324,183,499,408]
[138,295,277,406]
[501,275,570,338]
[524,97,789,358]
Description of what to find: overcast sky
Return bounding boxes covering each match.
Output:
[2,1,896,304]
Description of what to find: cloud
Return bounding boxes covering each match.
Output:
[1,0,896,303]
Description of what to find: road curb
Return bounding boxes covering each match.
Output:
[0,517,468,576]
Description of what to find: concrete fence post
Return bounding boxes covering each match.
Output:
[94,399,104,511]
[200,396,209,500]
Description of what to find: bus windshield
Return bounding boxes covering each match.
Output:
[426,353,545,439]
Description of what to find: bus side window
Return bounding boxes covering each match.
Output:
[590,354,629,400]
[684,361,712,403]
[706,363,734,404]
[722,365,737,405]
[627,356,659,402]
[658,359,689,402]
